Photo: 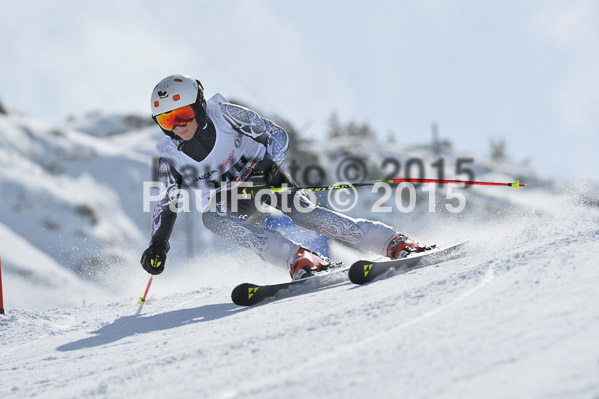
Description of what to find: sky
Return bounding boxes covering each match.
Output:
[0,0,598,179]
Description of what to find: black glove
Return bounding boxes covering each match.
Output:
[242,159,278,200]
[140,239,170,275]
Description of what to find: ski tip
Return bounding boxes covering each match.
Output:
[348,261,373,285]
[231,283,261,306]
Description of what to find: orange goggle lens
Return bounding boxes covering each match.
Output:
[155,105,196,131]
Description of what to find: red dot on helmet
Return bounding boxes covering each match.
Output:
[154,101,159,107]
[173,94,180,101]
[174,78,183,82]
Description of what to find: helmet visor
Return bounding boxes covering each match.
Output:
[155,105,196,131]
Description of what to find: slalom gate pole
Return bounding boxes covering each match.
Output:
[0,256,4,315]
[271,178,526,194]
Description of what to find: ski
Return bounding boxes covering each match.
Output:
[231,265,350,306]
[348,241,469,285]
[232,242,468,305]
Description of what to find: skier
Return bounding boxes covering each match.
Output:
[141,74,433,279]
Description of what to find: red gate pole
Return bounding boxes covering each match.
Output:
[0,256,5,315]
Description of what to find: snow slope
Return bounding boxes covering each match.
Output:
[1,185,598,398]
[0,222,105,310]
[0,113,148,277]
[1,109,598,398]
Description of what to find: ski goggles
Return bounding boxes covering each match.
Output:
[155,105,196,131]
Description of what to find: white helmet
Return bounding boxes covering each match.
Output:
[151,74,205,117]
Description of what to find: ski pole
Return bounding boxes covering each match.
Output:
[138,276,153,306]
[271,178,526,193]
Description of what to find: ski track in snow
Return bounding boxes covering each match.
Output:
[220,266,497,399]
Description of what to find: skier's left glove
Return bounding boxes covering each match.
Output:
[242,159,278,200]
[140,239,170,275]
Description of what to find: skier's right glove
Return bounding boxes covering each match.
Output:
[242,159,278,201]
[140,239,170,275]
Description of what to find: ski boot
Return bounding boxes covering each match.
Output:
[289,248,334,280]
[386,234,435,260]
